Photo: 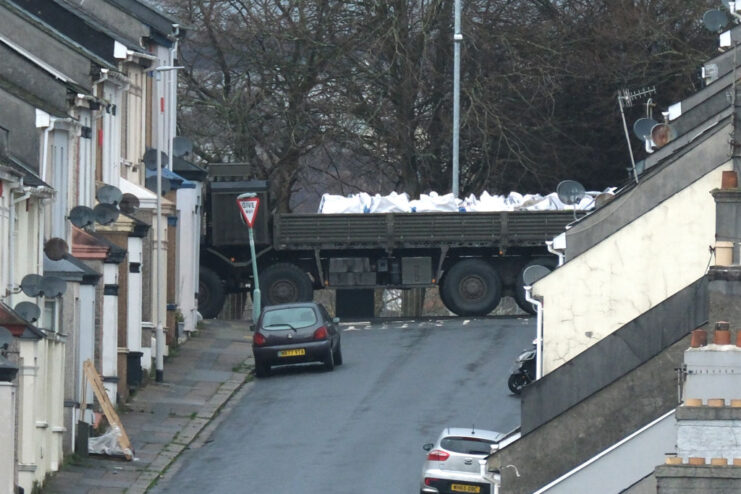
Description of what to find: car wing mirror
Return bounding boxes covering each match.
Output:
[332,317,340,324]
[249,324,256,332]
[423,443,433,451]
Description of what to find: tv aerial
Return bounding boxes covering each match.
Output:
[69,205,95,229]
[143,148,169,170]
[119,193,140,214]
[14,301,40,323]
[44,238,69,261]
[618,86,656,184]
[96,184,123,206]
[94,203,120,225]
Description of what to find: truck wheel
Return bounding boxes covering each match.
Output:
[198,266,226,319]
[514,257,557,315]
[440,259,502,316]
[260,263,313,307]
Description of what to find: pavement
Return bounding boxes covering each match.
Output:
[42,319,254,494]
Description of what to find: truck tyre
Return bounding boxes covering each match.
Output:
[514,257,558,315]
[440,259,502,316]
[260,263,313,307]
[198,266,226,319]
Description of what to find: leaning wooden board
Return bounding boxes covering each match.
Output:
[83,359,133,460]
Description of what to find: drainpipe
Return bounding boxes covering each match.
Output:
[546,240,564,267]
[8,179,29,307]
[524,286,543,379]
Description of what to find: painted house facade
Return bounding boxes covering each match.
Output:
[488,23,741,494]
[0,1,203,492]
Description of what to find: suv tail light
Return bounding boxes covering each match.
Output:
[253,332,266,346]
[426,449,450,461]
[313,326,328,340]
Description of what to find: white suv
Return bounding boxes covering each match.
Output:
[420,427,504,494]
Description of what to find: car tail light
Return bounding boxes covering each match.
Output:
[426,449,449,461]
[424,477,440,486]
[313,326,328,340]
[253,332,266,346]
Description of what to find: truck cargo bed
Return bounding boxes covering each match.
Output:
[273,211,576,250]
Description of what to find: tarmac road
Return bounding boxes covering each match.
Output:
[150,316,534,494]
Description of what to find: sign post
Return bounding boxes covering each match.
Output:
[236,193,261,323]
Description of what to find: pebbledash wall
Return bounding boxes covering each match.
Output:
[534,162,730,374]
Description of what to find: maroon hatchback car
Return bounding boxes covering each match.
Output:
[251,302,342,377]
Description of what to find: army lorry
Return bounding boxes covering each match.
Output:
[198,165,575,318]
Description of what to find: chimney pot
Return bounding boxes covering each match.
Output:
[689,457,706,465]
[714,328,732,345]
[691,329,708,348]
[711,457,729,466]
[716,321,731,331]
[722,171,739,189]
[708,398,726,407]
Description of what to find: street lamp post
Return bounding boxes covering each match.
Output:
[153,65,183,382]
[452,0,462,198]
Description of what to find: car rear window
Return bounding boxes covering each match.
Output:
[261,308,317,330]
[440,437,497,455]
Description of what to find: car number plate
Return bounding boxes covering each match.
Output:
[451,485,480,493]
[278,348,306,357]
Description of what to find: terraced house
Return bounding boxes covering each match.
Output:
[0,1,205,492]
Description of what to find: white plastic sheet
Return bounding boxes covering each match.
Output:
[318,188,615,214]
[88,425,132,459]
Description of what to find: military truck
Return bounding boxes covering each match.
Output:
[198,165,575,318]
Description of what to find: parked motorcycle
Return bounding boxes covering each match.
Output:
[508,344,536,394]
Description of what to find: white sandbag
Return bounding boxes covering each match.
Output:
[368,192,411,213]
[410,192,461,212]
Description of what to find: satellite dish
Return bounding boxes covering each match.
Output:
[0,326,13,352]
[68,205,95,228]
[41,276,67,298]
[20,274,44,297]
[94,203,120,225]
[44,238,69,261]
[703,9,729,32]
[145,175,172,195]
[143,148,169,170]
[96,184,123,206]
[650,123,677,148]
[173,136,193,158]
[119,193,140,214]
[633,118,658,141]
[522,265,551,286]
[556,180,586,206]
[14,302,40,323]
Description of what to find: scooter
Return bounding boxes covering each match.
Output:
[508,344,536,394]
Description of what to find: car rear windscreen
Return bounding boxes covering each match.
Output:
[261,308,317,330]
[440,437,496,455]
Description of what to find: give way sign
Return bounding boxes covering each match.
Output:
[236,194,260,228]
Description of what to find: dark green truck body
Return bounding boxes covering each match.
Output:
[199,176,575,318]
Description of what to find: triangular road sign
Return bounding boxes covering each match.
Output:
[236,195,260,228]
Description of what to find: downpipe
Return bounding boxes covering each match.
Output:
[524,285,543,380]
[8,179,29,306]
[546,240,564,267]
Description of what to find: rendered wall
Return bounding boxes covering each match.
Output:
[489,334,689,494]
[535,165,729,373]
